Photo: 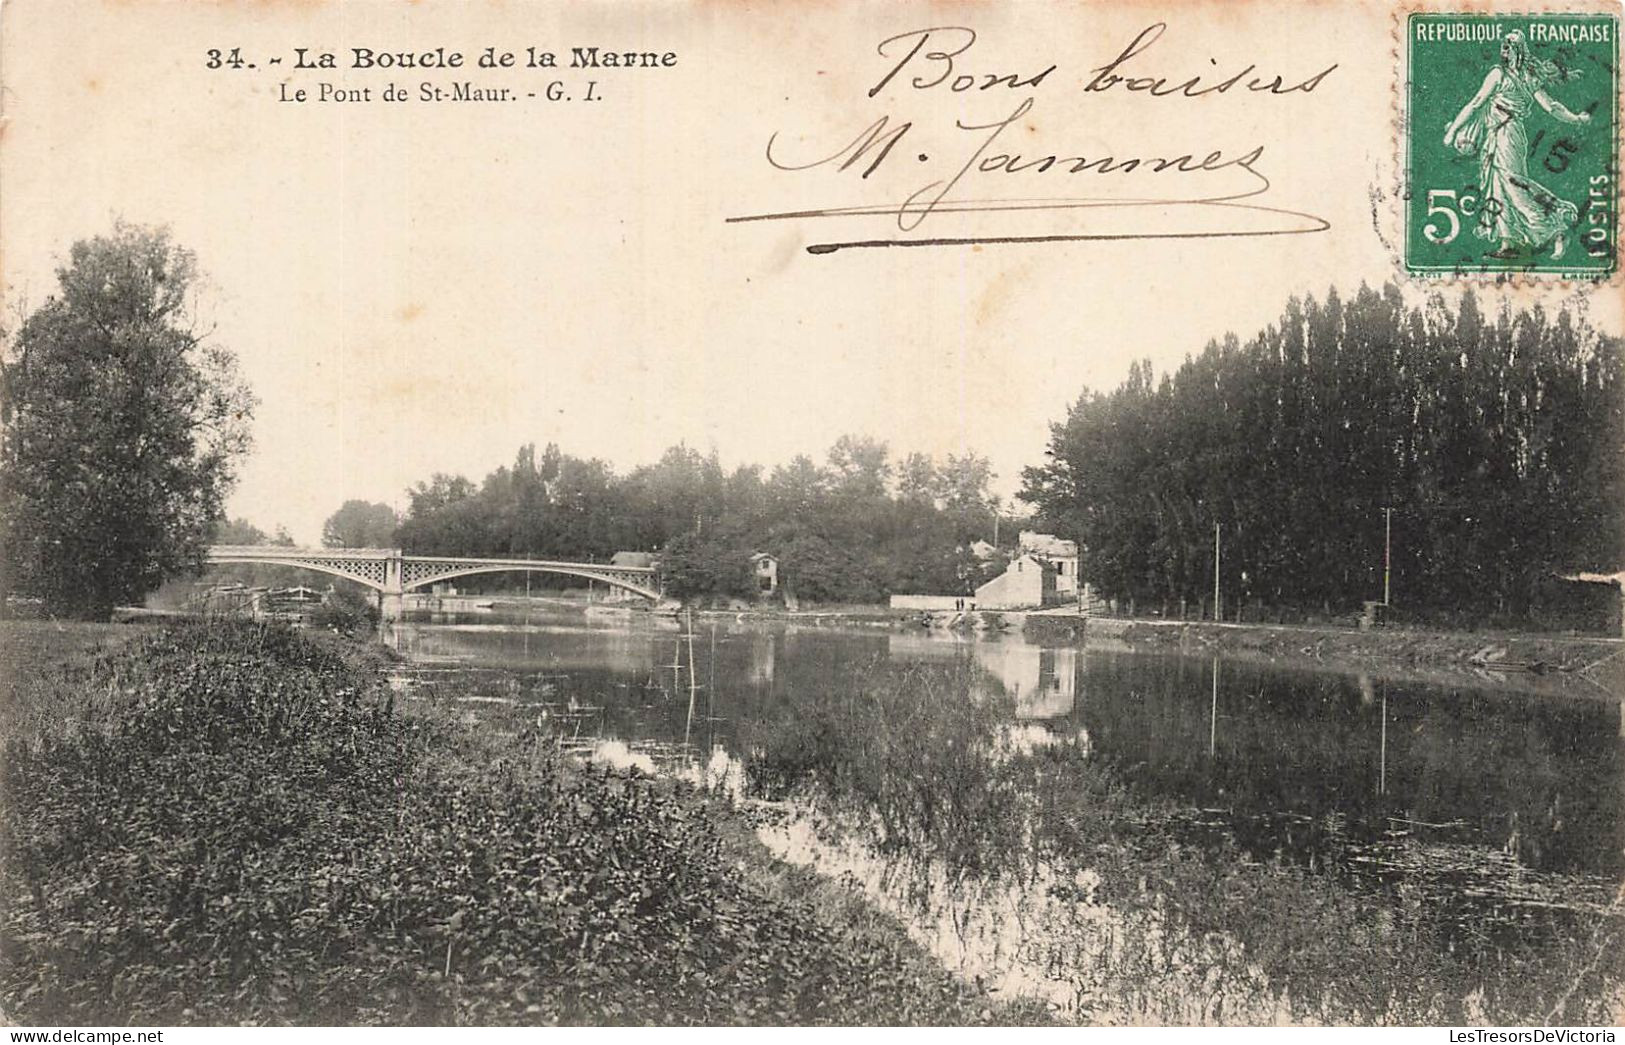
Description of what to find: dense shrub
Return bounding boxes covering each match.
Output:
[0,622,995,1025]
[306,587,381,637]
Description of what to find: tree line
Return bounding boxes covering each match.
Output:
[388,438,1011,602]
[11,224,1618,625]
[1019,283,1624,624]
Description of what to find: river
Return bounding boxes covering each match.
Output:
[381,604,1625,1020]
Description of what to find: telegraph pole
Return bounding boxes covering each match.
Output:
[1383,507,1394,606]
[1213,522,1221,622]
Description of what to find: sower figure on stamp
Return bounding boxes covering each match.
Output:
[1443,30,1592,259]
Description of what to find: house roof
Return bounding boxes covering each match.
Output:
[610,551,656,568]
[1019,531,1078,558]
[750,551,777,562]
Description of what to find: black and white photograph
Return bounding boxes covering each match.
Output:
[1,0,1621,1033]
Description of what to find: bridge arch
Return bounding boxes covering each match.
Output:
[205,550,389,591]
[401,563,661,602]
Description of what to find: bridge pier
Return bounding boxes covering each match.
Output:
[379,554,405,622]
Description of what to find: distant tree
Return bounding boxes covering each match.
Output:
[827,434,891,500]
[962,545,1013,590]
[396,473,480,555]
[897,452,939,504]
[766,455,829,519]
[776,531,883,604]
[939,452,995,515]
[724,464,769,530]
[406,473,477,516]
[659,531,755,602]
[0,224,255,619]
[388,434,1010,605]
[212,517,271,545]
[321,499,400,549]
[622,444,726,546]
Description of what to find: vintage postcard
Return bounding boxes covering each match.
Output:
[2,0,1623,1032]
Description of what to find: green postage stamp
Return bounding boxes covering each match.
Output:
[1406,11,1618,277]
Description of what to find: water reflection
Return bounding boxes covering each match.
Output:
[888,634,1079,721]
[387,611,1623,874]
[383,610,1624,943]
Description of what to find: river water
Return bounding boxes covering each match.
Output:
[382,604,1625,1019]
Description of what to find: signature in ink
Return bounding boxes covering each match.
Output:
[731,24,1337,254]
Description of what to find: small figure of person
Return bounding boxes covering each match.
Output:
[1443,30,1591,259]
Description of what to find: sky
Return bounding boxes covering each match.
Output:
[4,0,1619,544]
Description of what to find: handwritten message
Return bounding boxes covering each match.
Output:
[731,24,1339,254]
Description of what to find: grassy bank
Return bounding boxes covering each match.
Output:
[0,620,1025,1025]
[1025,615,1625,687]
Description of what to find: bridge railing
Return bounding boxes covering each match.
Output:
[207,545,400,559]
[398,553,654,574]
[206,547,654,572]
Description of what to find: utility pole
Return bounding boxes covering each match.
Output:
[1379,684,1388,796]
[1213,522,1221,622]
[1383,507,1394,606]
[1209,656,1219,757]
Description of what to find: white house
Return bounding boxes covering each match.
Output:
[974,552,1056,609]
[1018,531,1080,596]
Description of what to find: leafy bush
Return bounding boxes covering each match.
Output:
[658,531,758,603]
[307,587,380,637]
[0,621,1001,1025]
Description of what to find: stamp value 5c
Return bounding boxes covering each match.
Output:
[1406,12,1618,277]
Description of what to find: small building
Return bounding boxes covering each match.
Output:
[1018,531,1081,596]
[974,552,1056,609]
[967,539,998,562]
[750,552,779,595]
[609,551,657,570]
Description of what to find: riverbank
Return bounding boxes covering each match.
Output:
[1024,614,1625,694]
[698,600,1625,697]
[697,601,1625,686]
[0,620,1038,1026]
[694,603,913,630]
